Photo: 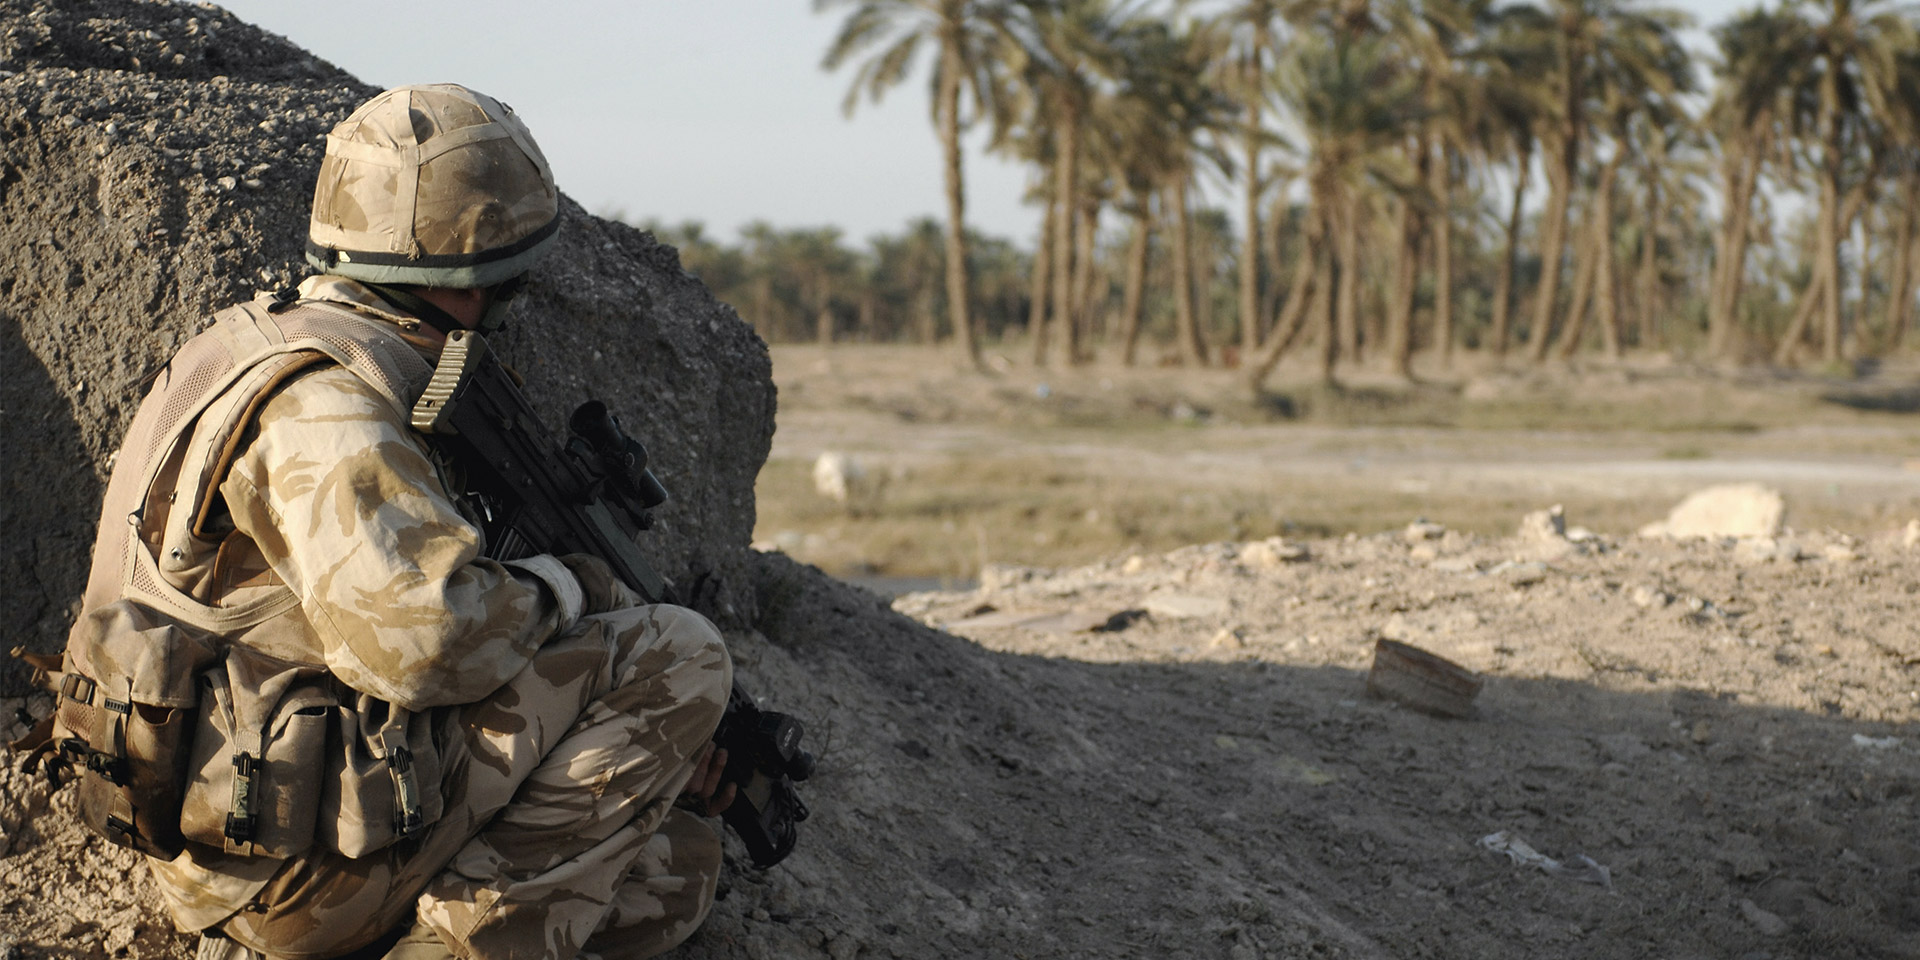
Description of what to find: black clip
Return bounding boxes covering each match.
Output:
[388,745,425,840]
[225,751,258,842]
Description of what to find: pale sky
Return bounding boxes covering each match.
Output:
[215,0,1752,248]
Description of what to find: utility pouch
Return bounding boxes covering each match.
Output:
[179,645,334,858]
[38,600,219,858]
[316,692,445,858]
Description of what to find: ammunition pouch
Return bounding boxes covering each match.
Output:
[178,648,446,860]
[179,645,334,858]
[316,692,444,858]
[31,600,220,858]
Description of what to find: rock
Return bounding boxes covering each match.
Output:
[1904,519,1920,550]
[1121,555,1147,574]
[1518,505,1567,542]
[1408,543,1439,562]
[1629,585,1671,609]
[828,936,863,960]
[1733,537,1801,565]
[1239,538,1308,568]
[1144,593,1228,620]
[1641,483,1785,539]
[1209,627,1247,649]
[1820,543,1858,563]
[813,451,884,512]
[1740,898,1791,937]
[1492,560,1550,586]
[1404,519,1446,542]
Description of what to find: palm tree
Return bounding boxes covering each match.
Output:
[1705,5,1805,359]
[1555,2,1692,359]
[998,0,1151,365]
[1276,27,1421,381]
[1209,0,1289,361]
[820,0,1015,370]
[1512,0,1691,363]
[1786,0,1917,362]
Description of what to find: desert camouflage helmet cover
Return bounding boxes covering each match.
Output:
[306,84,558,287]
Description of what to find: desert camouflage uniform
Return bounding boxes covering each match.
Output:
[153,276,731,959]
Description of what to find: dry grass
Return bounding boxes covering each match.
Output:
[754,345,1920,581]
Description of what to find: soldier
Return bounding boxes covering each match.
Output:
[53,84,735,959]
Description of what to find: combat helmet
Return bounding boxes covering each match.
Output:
[305,84,558,295]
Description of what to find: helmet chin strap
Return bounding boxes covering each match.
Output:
[363,276,525,337]
[361,282,467,337]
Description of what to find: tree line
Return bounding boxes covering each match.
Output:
[657,0,1920,387]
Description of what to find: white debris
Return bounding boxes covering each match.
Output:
[1640,483,1785,539]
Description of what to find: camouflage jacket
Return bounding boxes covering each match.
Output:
[140,276,586,928]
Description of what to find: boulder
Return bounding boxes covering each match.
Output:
[1639,483,1785,540]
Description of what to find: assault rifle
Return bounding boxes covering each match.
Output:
[411,329,811,867]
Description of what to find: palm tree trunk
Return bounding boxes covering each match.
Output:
[1885,171,1920,351]
[1389,134,1430,379]
[1781,181,1868,365]
[1556,202,1599,360]
[1562,150,1621,360]
[1491,145,1530,358]
[1528,144,1576,363]
[1073,200,1097,363]
[1431,143,1455,368]
[1635,178,1659,350]
[1120,207,1150,366]
[1596,196,1621,360]
[1335,188,1361,367]
[1240,123,1262,363]
[1169,176,1209,366]
[815,277,835,345]
[1816,64,1844,364]
[1051,99,1081,369]
[1318,207,1340,385]
[1386,189,1418,379]
[937,28,981,371]
[1029,194,1054,365]
[1709,138,1763,357]
[1246,212,1322,393]
[1775,261,1826,365]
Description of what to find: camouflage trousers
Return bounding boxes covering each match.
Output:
[215,604,732,960]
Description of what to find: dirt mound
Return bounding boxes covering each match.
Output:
[0,0,774,696]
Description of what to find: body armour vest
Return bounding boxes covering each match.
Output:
[43,292,449,868]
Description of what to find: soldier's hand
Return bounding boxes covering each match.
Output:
[682,742,736,817]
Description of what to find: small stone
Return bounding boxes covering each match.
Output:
[1144,593,1227,620]
[215,175,236,191]
[1734,537,1801,565]
[1209,627,1247,650]
[1904,519,1919,550]
[1740,898,1791,937]
[828,936,862,960]
[1691,721,1713,744]
[1499,561,1550,586]
[1121,555,1146,574]
[1240,538,1308,568]
[1629,585,1671,609]
[1409,543,1439,562]
[1518,505,1567,542]
[1821,543,1857,563]
[1404,519,1446,542]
